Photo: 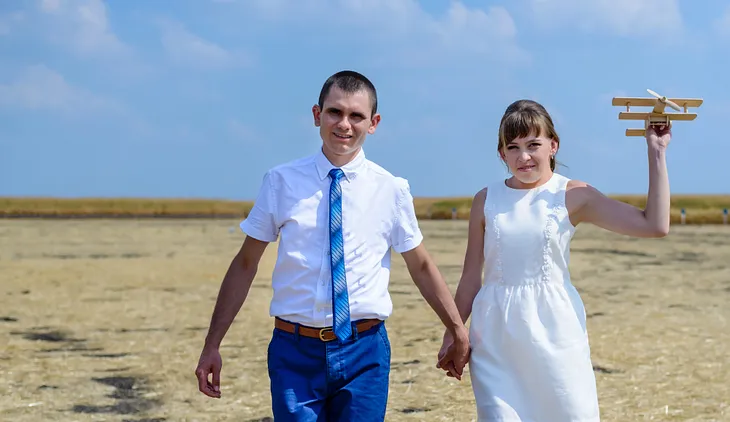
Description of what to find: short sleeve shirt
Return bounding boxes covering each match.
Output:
[240,148,423,327]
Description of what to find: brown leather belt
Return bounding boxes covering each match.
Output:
[275,318,382,342]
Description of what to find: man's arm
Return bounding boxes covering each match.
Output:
[195,236,269,398]
[204,236,269,348]
[390,178,469,378]
[401,245,470,379]
[401,244,466,336]
[205,168,277,349]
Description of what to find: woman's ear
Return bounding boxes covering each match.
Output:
[551,139,559,156]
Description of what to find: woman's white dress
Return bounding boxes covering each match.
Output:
[468,173,601,421]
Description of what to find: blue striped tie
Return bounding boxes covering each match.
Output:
[328,168,352,341]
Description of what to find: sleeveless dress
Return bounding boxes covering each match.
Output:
[468,172,601,421]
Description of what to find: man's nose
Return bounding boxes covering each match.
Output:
[337,117,351,130]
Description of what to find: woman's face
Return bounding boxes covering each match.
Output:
[500,132,558,185]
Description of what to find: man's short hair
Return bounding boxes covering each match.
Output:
[318,70,378,117]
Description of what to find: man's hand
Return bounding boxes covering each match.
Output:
[194,236,268,399]
[195,346,222,398]
[436,328,470,380]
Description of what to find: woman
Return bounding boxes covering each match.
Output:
[437,99,671,421]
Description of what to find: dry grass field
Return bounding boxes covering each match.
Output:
[2,195,730,224]
[1,219,729,421]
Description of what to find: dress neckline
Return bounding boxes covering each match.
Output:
[503,172,557,192]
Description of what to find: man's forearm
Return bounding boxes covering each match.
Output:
[204,255,258,349]
[410,261,467,336]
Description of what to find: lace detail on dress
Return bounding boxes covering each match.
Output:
[541,184,563,284]
[542,175,572,284]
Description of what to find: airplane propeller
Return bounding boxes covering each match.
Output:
[647,89,682,112]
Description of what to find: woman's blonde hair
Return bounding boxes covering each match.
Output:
[498,100,560,171]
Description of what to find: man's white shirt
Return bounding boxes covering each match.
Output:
[240,148,423,327]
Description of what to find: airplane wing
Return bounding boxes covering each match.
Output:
[612,97,657,107]
[612,97,703,108]
[666,98,703,107]
[618,112,698,121]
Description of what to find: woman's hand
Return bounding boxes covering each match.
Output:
[646,122,672,150]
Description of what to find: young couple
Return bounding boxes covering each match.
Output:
[195,70,672,421]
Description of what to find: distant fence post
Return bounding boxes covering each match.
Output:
[723,208,728,225]
[680,208,686,225]
[427,206,432,219]
[451,207,457,220]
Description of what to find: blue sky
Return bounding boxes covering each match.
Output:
[1,0,728,200]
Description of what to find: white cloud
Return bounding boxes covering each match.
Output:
[0,11,24,35]
[37,0,131,59]
[714,7,730,38]
[437,4,524,61]
[236,0,529,66]
[40,0,61,13]
[0,65,121,115]
[526,0,683,37]
[159,21,252,70]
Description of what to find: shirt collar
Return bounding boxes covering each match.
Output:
[315,147,366,182]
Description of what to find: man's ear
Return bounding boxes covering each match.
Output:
[312,104,321,127]
[368,113,381,134]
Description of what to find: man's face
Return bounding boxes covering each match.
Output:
[312,86,380,162]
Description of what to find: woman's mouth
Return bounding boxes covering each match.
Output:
[517,165,535,172]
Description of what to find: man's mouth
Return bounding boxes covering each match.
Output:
[333,133,352,140]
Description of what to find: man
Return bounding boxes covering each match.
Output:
[195,70,469,421]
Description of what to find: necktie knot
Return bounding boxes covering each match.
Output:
[329,168,344,181]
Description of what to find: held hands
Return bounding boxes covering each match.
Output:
[645,122,672,150]
[436,328,471,380]
[195,346,223,398]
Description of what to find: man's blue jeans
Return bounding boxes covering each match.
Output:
[267,319,391,421]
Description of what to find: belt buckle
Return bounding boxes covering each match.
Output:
[318,327,335,342]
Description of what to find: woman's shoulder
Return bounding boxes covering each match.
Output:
[476,186,489,199]
[471,186,488,209]
[566,177,589,190]
[565,178,602,194]
[474,178,506,203]
[565,178,605,211]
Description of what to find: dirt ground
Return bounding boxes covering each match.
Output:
[1,219,728,421]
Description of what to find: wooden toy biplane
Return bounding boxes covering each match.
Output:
[612,89,703,137]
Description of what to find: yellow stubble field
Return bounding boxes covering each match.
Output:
[1,219,728,421]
